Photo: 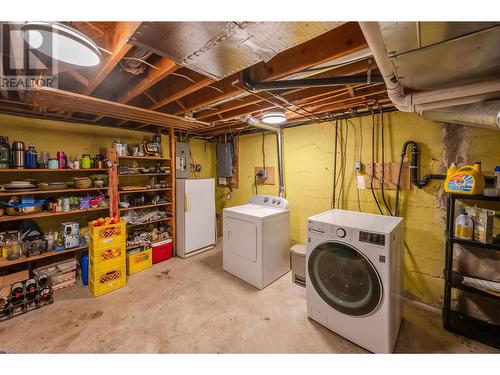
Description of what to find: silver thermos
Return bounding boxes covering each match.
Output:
[11,141,25,169]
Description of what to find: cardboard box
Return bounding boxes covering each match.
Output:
[0,269,29,288]
[465,205,495,244]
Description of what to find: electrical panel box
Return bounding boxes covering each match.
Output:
[175,142,191,179]
[217,143,233,178]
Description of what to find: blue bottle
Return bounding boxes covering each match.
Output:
[25,144,38,169]
[81,252,89,286]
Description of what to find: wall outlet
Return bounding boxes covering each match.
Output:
[355,160,362,173]
[256,169,268,179]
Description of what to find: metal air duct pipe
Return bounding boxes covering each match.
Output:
[358,22,500,112]
[245,115,285,197]
[420,100,500,130]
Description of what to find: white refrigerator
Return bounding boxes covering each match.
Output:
[176,178,216,258]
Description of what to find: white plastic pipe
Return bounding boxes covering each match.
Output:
[358,22,500,113]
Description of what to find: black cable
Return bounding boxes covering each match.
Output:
[370,111,384,215]
[261,131,266,173]
[254,174,258,195]
[379,110,393,216]
[331,117,339,209]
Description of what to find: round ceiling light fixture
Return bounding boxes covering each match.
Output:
[262,109,287,125]
[21,22,101,67]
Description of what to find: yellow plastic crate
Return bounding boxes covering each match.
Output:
[126,248,152,275]
[89,221,126,248]
[89,263,126,297]
[88,241,126,271]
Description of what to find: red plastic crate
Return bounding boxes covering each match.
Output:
[152,239,172,264]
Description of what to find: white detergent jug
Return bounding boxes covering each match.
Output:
[455,209,474,240]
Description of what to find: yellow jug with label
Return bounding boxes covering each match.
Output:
[444,162,485,195]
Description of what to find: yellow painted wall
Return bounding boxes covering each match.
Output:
[219,112,500,307]
[0,113,169,157]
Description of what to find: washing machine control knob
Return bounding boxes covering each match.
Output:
[336,228,346,238]
[277,200,281,205]
[272,199,276,204]
[264,197,269,202]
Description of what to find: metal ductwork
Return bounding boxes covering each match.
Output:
[245,115,285,198]
[129,22,343,80]
[420,100,500,130]
[358,22,500,129]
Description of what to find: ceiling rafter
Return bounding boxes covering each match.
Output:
[92,56,179,122]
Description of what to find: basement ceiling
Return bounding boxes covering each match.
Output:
[128,22,344,80]
[378,22,500,90]
[0,21,389,136]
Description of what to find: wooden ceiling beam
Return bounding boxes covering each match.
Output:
[93,56,179,122]
[249,22,368,83]
[82,22,141,96]
[171,23,367,118]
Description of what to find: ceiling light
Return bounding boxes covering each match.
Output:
[22,22,101,67]
[262,109,287,125]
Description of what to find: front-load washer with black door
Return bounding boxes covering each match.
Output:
[223,195,290,289]
[306,209,404,353]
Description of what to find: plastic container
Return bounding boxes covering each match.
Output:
[81,252,89,286]
[455,209,474,240]
[126,248,152,275]
[89,220,126,248]
[152,239,172,264]
[89,263,126,297]
[88,241,126,271]
[444,162,485,195]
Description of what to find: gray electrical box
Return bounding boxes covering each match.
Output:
[217,143,233,178]
[175,142,191,179]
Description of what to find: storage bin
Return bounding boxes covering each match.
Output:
[126,248,152,275]
[89,221,126,248]
[152,239,172,264]
[88,241,126,271]
[89,263,126,297]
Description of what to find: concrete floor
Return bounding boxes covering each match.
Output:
[0,243,498,354]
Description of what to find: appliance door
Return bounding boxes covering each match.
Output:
[224,216,257,262]
[308,241,382,316]
[184,179,215,253]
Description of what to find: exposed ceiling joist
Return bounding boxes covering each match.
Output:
[27,87,209,130]
[92,56,179,122]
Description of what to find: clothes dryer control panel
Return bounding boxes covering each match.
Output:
[250,195,289,210]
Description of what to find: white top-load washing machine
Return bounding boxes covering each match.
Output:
[306,209,404,353]
[223,195,290,289]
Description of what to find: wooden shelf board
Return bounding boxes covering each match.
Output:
[0,246,86,268]
[0,207,108,223]
[119,173,170,177]
[118,156,170,161]
[125,217,172,227]
[126,238,172,250]
[0,168,108,172]
[0,187,109,197]
[119,202,172,212]
[118,188,171,194]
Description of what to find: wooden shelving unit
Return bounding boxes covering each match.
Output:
[0,168,108,173]
[0,167,112,269]
[118,188,171,194]
[0,206,109,223]
[119,202,171,212]
[0,187,108,197]
[0,246,87,268]
[117,128,176,253]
